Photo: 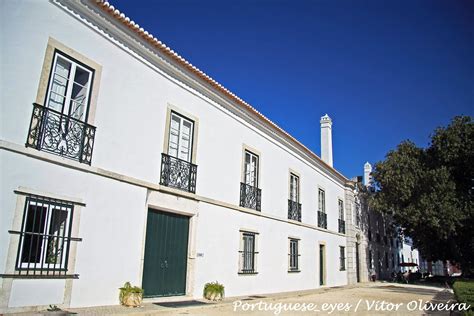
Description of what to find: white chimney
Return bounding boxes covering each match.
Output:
[320,114,333,167]
[364,162,372,186]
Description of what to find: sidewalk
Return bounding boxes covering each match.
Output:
[9,282,457,315]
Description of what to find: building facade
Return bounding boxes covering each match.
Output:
[357,162,420,280]
[0,0,368,312]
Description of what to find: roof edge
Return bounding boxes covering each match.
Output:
[89,0,349,183]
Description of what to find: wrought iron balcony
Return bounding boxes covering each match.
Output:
[338,219,346,234]
[26,103,96,165]
[160,153,197,193]
[318,211,327,229]
[288,200,302,222]
[239,183,261,211]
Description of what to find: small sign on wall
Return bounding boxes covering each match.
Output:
[197,253,204,257]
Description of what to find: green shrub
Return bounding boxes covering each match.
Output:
[203,281,225,301]
[453,280,474,316]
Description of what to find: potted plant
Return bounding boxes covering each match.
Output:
[203,281,225,301]
[119,282,143,307]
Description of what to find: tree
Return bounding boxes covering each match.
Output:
[370,116,473,274]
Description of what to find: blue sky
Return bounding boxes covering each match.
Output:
[110,0,473,178]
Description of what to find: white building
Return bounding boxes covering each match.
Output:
[358,162,420,280]
[0,0,367,313]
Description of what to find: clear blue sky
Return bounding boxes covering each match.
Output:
[110,0,473,178]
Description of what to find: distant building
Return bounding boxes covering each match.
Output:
[353,162,420,280]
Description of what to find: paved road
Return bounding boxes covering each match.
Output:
[14,282,459,315]
[147,283,456,316]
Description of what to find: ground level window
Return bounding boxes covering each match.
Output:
[239,232,258,274]
[15,195,74,274]
[289,239,300,272]
[339,246,346,271]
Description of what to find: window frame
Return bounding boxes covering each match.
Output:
[288,238,300,272]
[339,246,346,271]
[355,202,361,227]
[167,111,195,163]
[338,199,344,220]
[16,197,74,272]
[318,188,326,213]
[35,37,102,126]
[243,150,259,188]
[44,50,94,122]
[289,173,300,203]
[238,231,258,274]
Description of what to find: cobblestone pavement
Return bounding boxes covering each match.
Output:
[12,282,459,316]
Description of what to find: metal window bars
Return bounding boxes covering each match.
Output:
[4,194,82,278]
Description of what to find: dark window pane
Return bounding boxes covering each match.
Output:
[21,204,47,263]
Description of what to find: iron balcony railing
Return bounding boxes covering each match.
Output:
[239,183,262,211]
[160,153,197,193]
[338,219,346,234]
[318,211,327,229]
[26,103,96,165]
[288,200,302,222]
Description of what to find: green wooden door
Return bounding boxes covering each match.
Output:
[142,209,189,297]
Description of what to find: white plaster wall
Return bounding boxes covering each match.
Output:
[0,151,147,308]
[0,0,351,309]
[193,203,347,298]
[9,279,65,308]
[0,1,347,227]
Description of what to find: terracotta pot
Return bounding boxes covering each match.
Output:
[206,292,223,301]
[122,293,142,307]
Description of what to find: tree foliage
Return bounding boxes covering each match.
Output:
[370,116,473,274]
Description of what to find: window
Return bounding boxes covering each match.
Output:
[368,250,373,269]
[339,246,346,271]
[337,199,345,233]
[338,199,344,220]
[26,50,97,165]
[288,173,301,221]
[355,203,361,227]
[16,195,74,273]
[385,252,389,269]
[289,174,299,202]
[239,232,257,274]
[240,150,261,211]
[168,112,194,162]
[318,189,325,213]
[244,150,259,188]
[289,239,300,271]
[160,110,197,193]
[392,253,395,268]
[46,52,94,122]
